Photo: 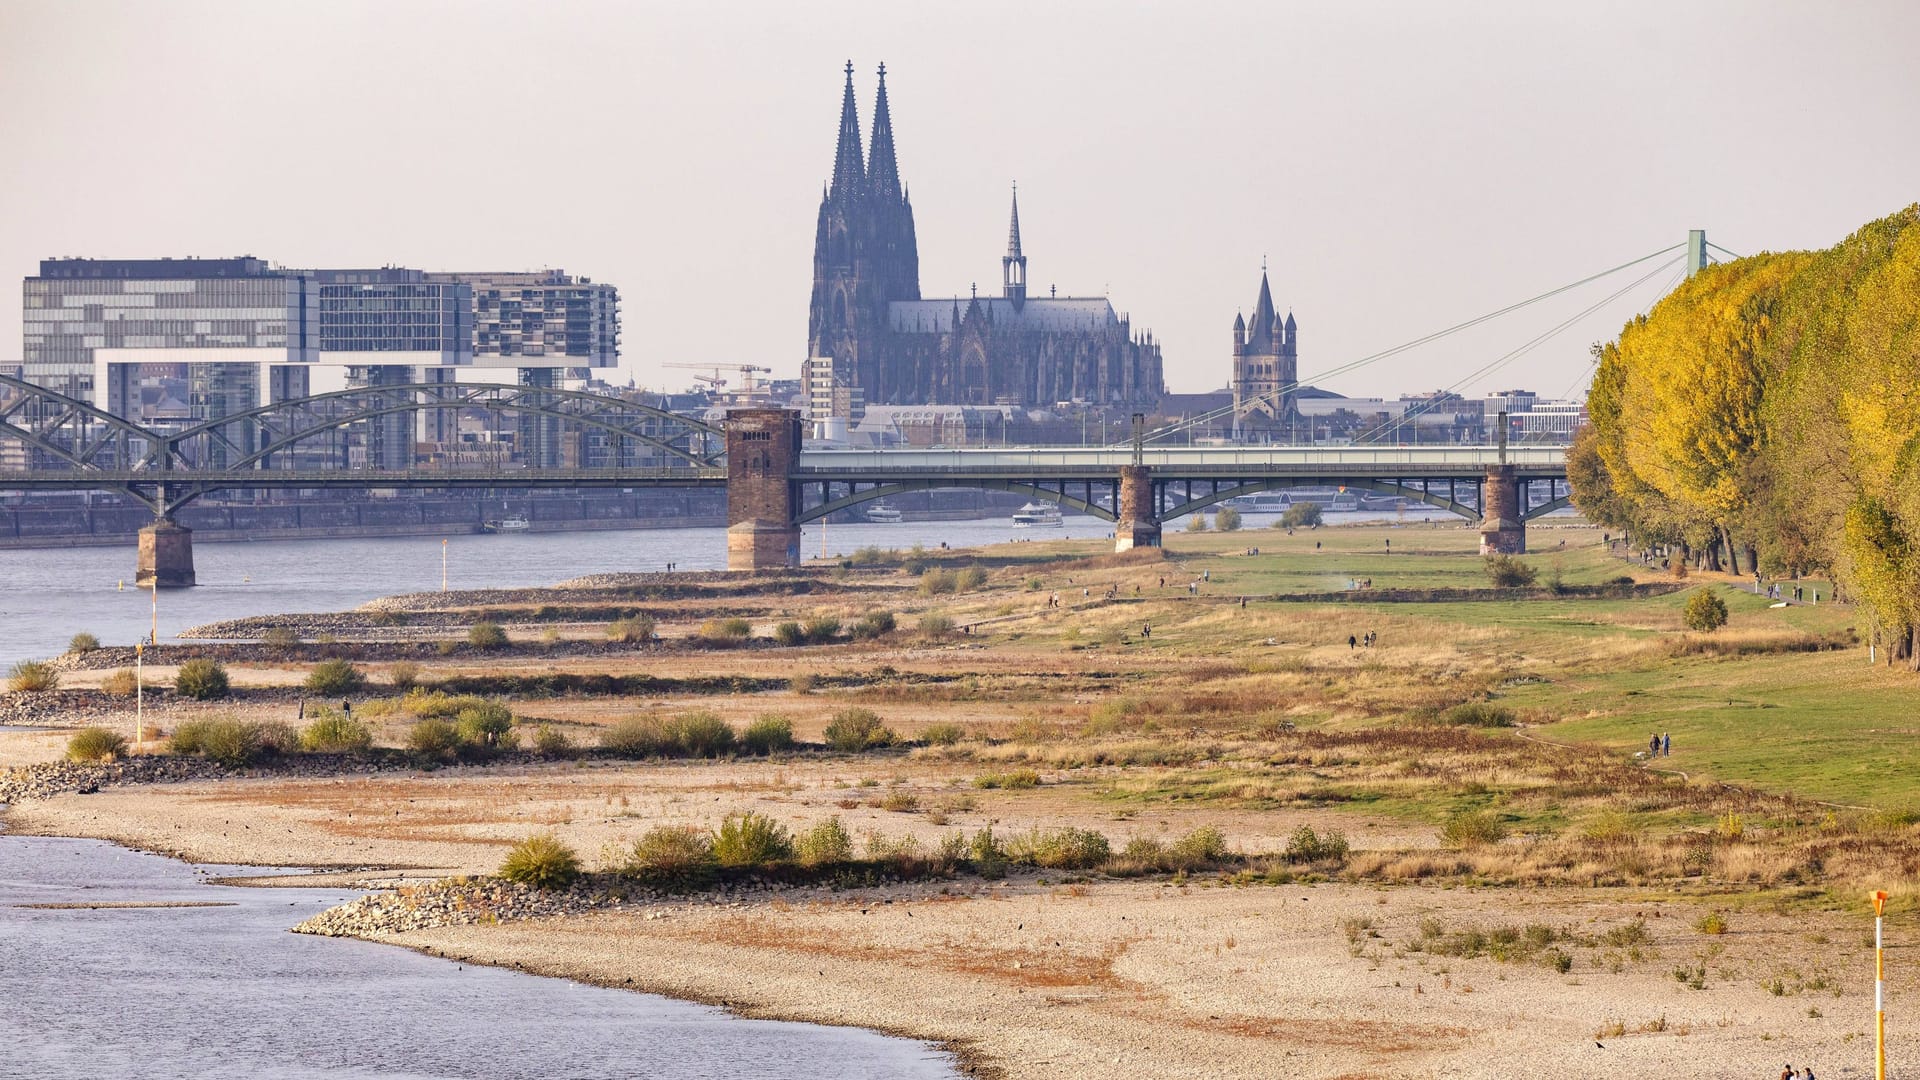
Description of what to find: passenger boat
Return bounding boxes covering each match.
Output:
[864,502,905,523]
[1011,502,1064,528]
[480,514,530,534]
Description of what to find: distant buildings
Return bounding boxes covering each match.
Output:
[20,258,619,435]
[1229,270,1299,436]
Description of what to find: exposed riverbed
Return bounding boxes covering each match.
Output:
[0,834,958,1079]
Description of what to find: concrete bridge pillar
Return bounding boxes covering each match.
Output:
[137,518,196,588]
[1478,466,1525,555]
[1114,465,1161,552]
[725,408,803,571]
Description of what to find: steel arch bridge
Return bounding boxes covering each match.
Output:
[0,374,724,517]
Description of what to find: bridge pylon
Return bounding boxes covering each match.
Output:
[136,518,196,588]
[1115,466,1161,552]
[725,409,805,571]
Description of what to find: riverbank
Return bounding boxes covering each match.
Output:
[4,522,1911,1078]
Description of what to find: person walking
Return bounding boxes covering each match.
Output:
[1142,622,1151,639]
[1649,733,1660,758]
[1662,732,1671,756]
[1348,635,1357,649]
[342,700,352,721]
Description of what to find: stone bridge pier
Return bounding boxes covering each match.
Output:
[137,518,196,588]
[725,409,804,571]
[1115,465,1161,552]
[1478,465,1525,555]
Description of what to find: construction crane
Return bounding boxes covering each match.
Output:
[663,363,775,394]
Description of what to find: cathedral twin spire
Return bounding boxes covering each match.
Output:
[828,61,906,205]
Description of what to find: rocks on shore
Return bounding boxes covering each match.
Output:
[0,756,233,803]
[293,877,637,937]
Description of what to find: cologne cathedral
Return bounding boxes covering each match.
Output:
[806,63,1165,408]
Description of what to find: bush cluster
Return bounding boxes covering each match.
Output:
[739,714,794,755]
[1006,827,1111,870]
[600,711,736,758]
[1278,501,1323,528]
[713,812,794,866]
[850,611,896,641]
[822,707,894,752]
[67,726,128,763]
[67,632,101,654]
[1484,554,1538,588]
[607,614,657,644]
[171,717,295,767]
[387,661,422,691]
[101,668,140,697]
[918,612,955,638]
[1683,588,1730,632]
[1440,810,1507,849]
[1441,702,1517,727]
[1214,506,1243,532]
[499,833,580,891]
[7,660,60,693]
[467,621,509,650]
[304,659,366,695]
[1117,827,1232,873]
[606,826,717,891]
[298,711,373,752]
[173,659,230,700]
[698,617,753,644]
[1283,824,1350,864]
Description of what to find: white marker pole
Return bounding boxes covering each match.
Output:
[442,538,449,592]
[1874,889,1888,1080]
[134,642,143,746]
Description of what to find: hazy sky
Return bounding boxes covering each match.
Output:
[2,1,1914,398]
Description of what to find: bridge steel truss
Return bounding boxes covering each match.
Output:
[0,375,724,517]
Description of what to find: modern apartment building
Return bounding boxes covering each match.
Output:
[422,269,619,379]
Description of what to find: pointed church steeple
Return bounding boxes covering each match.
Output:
[1248,268,1277,348]
[1002,183,1028,308]
[867,62,901,202]
[830,60,865,203]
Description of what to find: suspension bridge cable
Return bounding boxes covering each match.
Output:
[1549,260,1690,404]
[1705,240,1745,260]
[1129,241,1689,444]
[1355,255,1685,444]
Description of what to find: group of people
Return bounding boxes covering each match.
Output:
[1647,732,1672,757]
[1778,1064,1817,1079]
[1347,631,1378,649]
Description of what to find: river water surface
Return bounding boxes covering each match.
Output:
[0,834,958,1079]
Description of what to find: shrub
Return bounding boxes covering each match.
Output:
[173,659,230,700]
[974,769,1039,790]
[67,726,128,763]
[530,723,573,756]
[387,661,421,691]
[1695,911,1730,935]
[712,812,793,866]
[796,817,855,865]
[437,640,459,656]
[958,566,988,591]
[919,612,955,638]
[7,660,60,693]
[499,833,580,891]
[699,617,753,643]
[1167,825,1230,866]
[298,710,372,752]
[969,827,1010,878]
[920,722,965,747]
[672,711,735,757]
[174,718,289,767]
[101,668,139,697]
[261,627,301,649]
[609,826,716,891]
[919,569,958,595]
[1215,506,1243,532]
[407,717,462,757]
[1284,824,1350,863]
[607,614,657,644]
[1441,810,1507,848]
[803,614,842,643]
[467,621,509,649]
[879,791,919,813]
[1484,554,1538,588]
[1683,588,1729,632]
[67,632,101,654]
[1009,827,1110,870]
[850,611,896,641]
[399,689,487,719]
[1279,501,1323,528]
[1442,702,1516,727]
[304,659,366,695]
[741,714,795,755]
[823,707,894,752]
[455,701,516,748]
[773,621,806,647]
[600,714,674,756]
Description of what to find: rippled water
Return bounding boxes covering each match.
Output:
[0,835,957,1079]
[0,509,1442,666]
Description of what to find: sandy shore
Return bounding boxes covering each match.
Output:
[5,766,1903,1079]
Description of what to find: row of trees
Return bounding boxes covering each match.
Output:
[1571,205,1920,664]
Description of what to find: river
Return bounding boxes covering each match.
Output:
[0,834,958,1079]
[0,510,1444,667]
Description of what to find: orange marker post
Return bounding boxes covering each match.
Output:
[1874,889,1889,1080]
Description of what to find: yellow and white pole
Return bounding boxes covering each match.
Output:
[442,538,449,592]
[1874,889,1889,1080]
[134,642,143,746]
[150,579,158,646]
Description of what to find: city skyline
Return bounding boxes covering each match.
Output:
[2,1,1916,399]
